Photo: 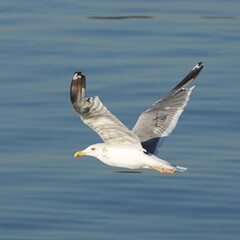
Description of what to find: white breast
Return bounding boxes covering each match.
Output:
[98,145,146,169]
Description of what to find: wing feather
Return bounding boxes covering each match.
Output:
[70,72,142,149]
[132,62,203,154]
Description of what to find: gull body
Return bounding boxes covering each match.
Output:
[75,143,186,172]
[70,62,204,173]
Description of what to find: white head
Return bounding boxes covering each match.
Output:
[74,143,106,159]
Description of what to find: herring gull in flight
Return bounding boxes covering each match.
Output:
[70,62,203,173]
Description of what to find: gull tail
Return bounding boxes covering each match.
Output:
[175,165,188,172]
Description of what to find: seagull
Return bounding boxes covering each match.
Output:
[70,62,203,173]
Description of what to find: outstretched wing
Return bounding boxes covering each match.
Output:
[132,62,204,154]
[70,72,142,149]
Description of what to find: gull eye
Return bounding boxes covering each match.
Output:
[91,148,96,151]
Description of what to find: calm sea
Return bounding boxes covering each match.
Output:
[0,1,239,239]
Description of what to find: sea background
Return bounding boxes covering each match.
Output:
[0,1,239,239]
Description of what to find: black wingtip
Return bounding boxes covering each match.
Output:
[193,62,204,71]
[70,72,86,104]
[73,72,84,80]
[169,62,204,95]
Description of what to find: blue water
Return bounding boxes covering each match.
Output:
[0,1,240,239]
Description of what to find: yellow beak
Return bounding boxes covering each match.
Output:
[74,151,86,157]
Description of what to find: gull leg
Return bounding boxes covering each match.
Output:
[147,165,176,174]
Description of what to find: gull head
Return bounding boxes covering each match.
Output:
[74,143,105,158]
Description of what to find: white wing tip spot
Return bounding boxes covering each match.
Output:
[192,62,203,70]
[73,72,82,80]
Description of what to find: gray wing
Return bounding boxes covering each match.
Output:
[132,62,204,154]
[70,72,143,149]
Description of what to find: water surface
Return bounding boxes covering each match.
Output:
[0,1,240,240]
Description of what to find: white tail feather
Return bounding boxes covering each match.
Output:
[176,166,187,172]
